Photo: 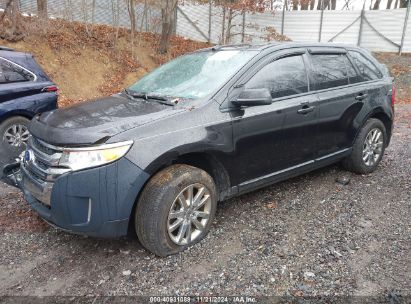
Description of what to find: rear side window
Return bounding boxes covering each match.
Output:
[310,54,348,90]
[0,58,35,84]
[245,55,308,99]
[348,51,382,81]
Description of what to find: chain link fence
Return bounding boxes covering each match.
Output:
[0,0,162,33]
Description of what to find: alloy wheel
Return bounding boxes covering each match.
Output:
[3,124,29,147]
[167,183,212,246]
[362,128,384,167]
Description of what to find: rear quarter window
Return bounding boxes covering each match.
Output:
[0,58,35,84]
[348,51,382,81]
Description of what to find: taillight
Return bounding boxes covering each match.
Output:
[391,85,395,108]
[42,85,60,95]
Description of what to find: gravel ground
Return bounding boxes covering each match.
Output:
[0,104,410,300]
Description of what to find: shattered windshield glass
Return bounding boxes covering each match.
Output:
[128,50,258,99]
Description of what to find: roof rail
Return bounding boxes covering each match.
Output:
[0,46,15,51]
[211,43,252,51]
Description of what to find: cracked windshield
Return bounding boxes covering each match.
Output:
[128,50,257,99]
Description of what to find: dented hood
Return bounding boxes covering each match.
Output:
[29,94,185,146]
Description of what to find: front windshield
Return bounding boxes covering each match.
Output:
[128,50,258,99]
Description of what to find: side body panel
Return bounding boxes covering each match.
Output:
[0,82,57,122]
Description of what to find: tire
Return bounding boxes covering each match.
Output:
[135,164,217,257]
[0,116,30,158]
[343,118,387,174]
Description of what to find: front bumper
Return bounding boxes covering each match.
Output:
[20,157,150,238]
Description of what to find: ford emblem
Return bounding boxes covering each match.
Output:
[24,149,35,163]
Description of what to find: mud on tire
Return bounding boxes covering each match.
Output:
[135,164,217,257]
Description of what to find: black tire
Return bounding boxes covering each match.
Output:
[343,118,387,174]
[0,116,30,157]
[135,164,217,257]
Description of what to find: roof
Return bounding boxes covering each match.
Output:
[203,41,361,52]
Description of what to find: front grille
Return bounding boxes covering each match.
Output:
[21,136,72,206]
[31,137,61,156]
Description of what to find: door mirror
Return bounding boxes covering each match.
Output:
[233,88,272,107]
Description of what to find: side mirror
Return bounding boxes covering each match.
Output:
[233,88,272,107]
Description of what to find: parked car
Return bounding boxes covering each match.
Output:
[2,42,394,257]
[0,46,58,160]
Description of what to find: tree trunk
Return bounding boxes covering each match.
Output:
[221,5,226,44]
[317,0,328,10]
[127,0,136,56]
[330,0,336,9]
[386,0,394,9]
[394,0,399,8]
[225,7,233,43]
[310,0,315,10]
[37,0,47,19]
[158,0,177,54]
[292,0,299,10]
[127,0,136,33]
[400,0,408,8]
[373,0,381,9]
[0,0,24,41]
[301,0,309,10]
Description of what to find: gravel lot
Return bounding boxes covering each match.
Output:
[0,103,410,300]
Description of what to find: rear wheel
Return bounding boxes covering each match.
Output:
[0,116,30,157]
[343,118,386,174]
[135,164,217,257]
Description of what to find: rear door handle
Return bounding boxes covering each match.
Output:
[297,105,315,114]
[355,93,368,101]
[298,107,315,114]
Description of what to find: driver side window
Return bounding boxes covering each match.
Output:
[245,55,309,99]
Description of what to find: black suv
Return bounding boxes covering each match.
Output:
[3,42,394,257]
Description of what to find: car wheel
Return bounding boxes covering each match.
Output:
[135,164,217,257]
[343,118,387,174]
[0,116,30,157]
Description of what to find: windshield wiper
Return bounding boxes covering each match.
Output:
[124,90,177,106]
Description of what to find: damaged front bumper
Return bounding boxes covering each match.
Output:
[2,160,23,188]
[1,151,150,238]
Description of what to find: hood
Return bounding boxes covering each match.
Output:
[29,94,185,146]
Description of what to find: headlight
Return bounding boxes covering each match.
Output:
[59,141,133,171]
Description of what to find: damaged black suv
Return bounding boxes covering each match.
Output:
[3,42,394,257]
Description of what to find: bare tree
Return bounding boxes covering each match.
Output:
[292,0,298,10]
[126,0,137,57]
[330,0,336,9]
[309,0,315,10]
[37,0,48,19]
[158,0,177,54]
[301,0,309,10]
[0,0,24,41]
[399,0,408,7]
[373,0,381,9]
[386,0,394,8]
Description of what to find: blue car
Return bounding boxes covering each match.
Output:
[0,46,58,159]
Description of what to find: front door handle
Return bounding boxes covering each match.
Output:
[355,93,368,101]
[297,105,315,114]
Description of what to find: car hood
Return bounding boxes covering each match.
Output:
[29,94,186,146]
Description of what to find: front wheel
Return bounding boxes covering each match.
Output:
[343,118,387,174]
[135,164,217,257]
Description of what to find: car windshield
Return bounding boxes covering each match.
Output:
[128,50,258,100]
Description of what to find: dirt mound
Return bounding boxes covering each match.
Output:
[0,18,210,107]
